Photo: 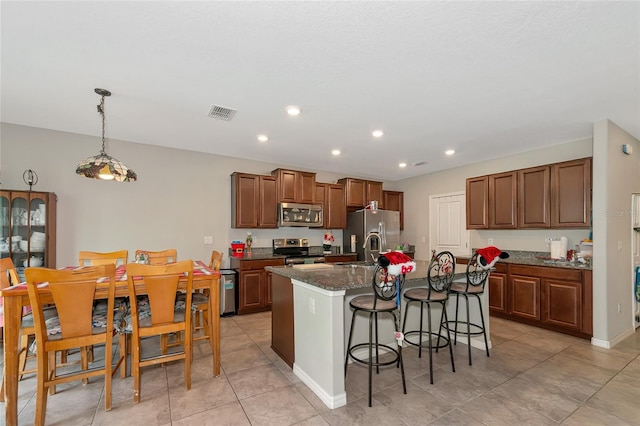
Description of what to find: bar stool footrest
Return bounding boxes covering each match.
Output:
[445,320,485,336]
[347,343,400,368]
[403,330,451,350]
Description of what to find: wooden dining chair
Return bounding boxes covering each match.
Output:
[135,249,177,265]
[193,250,222,341]
[78,250,128,266]
[126,260,193,403]
[25,264,118,426]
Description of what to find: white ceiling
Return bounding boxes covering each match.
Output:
[1,1,639,181]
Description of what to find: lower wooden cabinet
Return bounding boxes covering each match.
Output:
[230,258,285,314]
[491,263,592,338]
[324,254,357,263]
[488,264,508,314]
[271,274,294,367]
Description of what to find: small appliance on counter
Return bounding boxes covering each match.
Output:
[230,241,245,258]
[272,238,325,264]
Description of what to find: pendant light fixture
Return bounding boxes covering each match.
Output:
[76,88,137,182]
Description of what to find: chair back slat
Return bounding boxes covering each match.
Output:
[50,281,96,338]
[135,249,177,265]
[428,251,456,295]
[145,275,181,325]
[79,250,128,266]
[0,258,18,289]
[209,250,223,271]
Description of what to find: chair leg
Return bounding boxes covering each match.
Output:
[18,333,30,380]
[453,294,460,345]
[374,312,380,374]
[344,310,357,375]
[133,336,141,403]
[435,303,445,353]
[427,303,434,385]
[118,332,127,378]
[476,294,490,358]
[418,301,425,358]
[81,347,89,384]
[34,348,50,426]
[442,307,455,373]
[48,351,56,396]
[391,311,406,394]
[368,312,374,407]
[464,294,472,365]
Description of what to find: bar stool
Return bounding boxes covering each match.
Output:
[402,251,456,384]
[447,251,491,365]
[344,258,408,407]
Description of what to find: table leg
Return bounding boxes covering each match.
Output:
[3,297,22,425]
[210,275,220,376]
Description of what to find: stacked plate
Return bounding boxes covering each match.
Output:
[29,231,46,251]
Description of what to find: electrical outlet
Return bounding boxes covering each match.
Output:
[544,237,553,244]
[488,238,494,245]
[618,241,623,251]
[309,297,315,314]
[617,302,622,314]
[203,236,213,245]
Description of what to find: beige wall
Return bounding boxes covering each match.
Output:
[592,119,640,344]
[396,138,593,260]
[0,123,350,268]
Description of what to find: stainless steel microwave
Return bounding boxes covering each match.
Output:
[279,203,323,227]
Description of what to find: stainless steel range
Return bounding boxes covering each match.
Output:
[272,238,325,265]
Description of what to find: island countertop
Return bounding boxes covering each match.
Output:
[266,261,468,292]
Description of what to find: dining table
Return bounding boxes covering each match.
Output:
[1,260,221,426]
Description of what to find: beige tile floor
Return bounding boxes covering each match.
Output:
[1,312,639,425]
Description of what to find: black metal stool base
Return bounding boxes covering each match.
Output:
[403,330,451,351]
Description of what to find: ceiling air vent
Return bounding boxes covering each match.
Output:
[207,105,237,121]
[411,161,427,167]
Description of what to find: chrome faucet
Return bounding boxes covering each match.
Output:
[363,232,381,262]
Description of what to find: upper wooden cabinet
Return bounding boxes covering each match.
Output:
[231,173,277,228]
[338,178,384,209]
[489,171,517,229]
[325,184,347,229]
[271,168,316,204]
[383,190,404,230]
[551,158,591,228]
[518,166,551,228]
[466,157,591,229]
[466,176,489,229]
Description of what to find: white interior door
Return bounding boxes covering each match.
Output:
[429,192,470,256]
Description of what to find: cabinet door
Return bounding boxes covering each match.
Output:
[238,270,264,314]
[541,278,582,331]
[466,176,488,229]
[509,274,540,320]
[278,170,298,203]
[383,190,404,230]
[489,171,517,229]
[339,178,366,208]
[326,184,346,229]
[299,172,316,203]
[518,166,550,228]
[232,173,259,228]
[265,271,273,307]
[366,181,384,208]
[315,183,327,227]
[551,158,591,228]
[488,273,508,314]
[259,176,278,228]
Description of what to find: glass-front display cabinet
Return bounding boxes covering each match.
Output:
[0,190,57,282]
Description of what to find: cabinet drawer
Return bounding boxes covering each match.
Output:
[509,264,582,281]
[234,259,285,271]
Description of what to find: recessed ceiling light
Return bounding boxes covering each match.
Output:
[372,130,384,138]
[445,149,455,156]
[286,106,301,116]
[399,162,407,168]
[331,149,341,156]
[257,134,269,142]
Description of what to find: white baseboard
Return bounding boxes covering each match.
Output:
[591,327,636,349]
[293,363,347,409]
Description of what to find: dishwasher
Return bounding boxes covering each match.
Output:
[219,269,237,316]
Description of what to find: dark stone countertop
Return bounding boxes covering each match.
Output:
[266,261,469,292]
[458,250,591,270]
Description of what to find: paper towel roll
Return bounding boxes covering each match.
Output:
[560,237,568,259]
[550,241,563,259]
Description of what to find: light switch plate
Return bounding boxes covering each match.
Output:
[204,236,213,245]
[488,238,494,245]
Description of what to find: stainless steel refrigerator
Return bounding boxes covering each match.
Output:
[344,209,401,262]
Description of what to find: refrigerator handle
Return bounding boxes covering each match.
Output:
[380,222,386,251]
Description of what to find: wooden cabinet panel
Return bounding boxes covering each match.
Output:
[551,158,591,228]
[299,172,316,203]
[466,176,489,229]
[542,278,582,331]
[238,270,264,313]
[324,254,357,263]
[583,270,593,335]
[383,190,404,230]
[272,168,316,203]
[232,173,277,229]
[259,176,278,228]
[366,181,384,208]
[489,171,517,229]
[489,272,508,314]
[509,274,541,320]
[271,274,294,367]
[325,184,346,229]
[518,166,551,228]
[266,271,273,306]
[315,183,326,205]
[339,178,367,208]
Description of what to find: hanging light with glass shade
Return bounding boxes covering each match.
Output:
[76,88,137,182]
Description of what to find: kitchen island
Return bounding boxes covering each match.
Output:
[266,261,472,409]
